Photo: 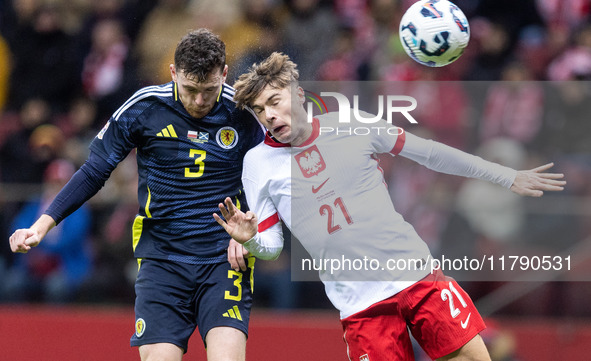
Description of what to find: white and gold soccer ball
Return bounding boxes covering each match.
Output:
[399,0,470,67]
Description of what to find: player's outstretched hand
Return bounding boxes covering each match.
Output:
[214,197,258,243]
[9,228,42,253]
[510,162,566,197]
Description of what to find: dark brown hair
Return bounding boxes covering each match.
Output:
[174,29,226,81]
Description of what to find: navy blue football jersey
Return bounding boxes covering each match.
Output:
[90,82,264,264]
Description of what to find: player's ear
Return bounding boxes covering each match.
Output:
[219,65,228,84]
[170,64,177,82]
[297,86,305,105]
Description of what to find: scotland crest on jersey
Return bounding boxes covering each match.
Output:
[216,126,238,149]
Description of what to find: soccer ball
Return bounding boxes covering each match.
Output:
[399,0,470,67]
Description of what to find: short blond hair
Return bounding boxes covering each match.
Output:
[233,52,299,109]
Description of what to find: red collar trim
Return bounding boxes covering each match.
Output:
[264,133,290,147]
[298,117,320,147]
[263,118,320,148]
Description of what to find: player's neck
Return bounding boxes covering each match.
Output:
[291,116,315,147]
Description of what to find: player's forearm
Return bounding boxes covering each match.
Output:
[243,224,284,260]
[400,132,517,188]
[45,152,114,224]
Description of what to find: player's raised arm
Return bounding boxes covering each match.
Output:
[510,162,566,197]
[397,131,566,196]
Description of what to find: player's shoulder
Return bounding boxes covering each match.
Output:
[219,83,237,105]
[218,83,239,112]
[245,141,271,160]
[317,111,343,128]
[244,140,283,166]
[219,83,258,119]
[111,82,175,121]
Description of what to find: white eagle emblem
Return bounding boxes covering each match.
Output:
[295,145,326,178]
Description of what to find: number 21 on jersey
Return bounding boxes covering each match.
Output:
[441,281,472,329]
[320,197,353,234]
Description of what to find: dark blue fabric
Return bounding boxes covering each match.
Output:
[45,151,114,224]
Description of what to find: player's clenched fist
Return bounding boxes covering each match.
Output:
[9,228,41,253]
[8,214,55,253]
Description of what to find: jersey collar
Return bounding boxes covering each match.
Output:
[264,117,320,148]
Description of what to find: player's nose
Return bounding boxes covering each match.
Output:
[264,107,276,122]
[194,93,206,106]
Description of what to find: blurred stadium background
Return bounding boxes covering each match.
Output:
[1,0,590,360]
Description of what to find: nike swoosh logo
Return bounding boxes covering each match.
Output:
[461,312,471,329]
[312,178,330,193]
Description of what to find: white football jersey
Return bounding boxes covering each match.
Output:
[242,110,515,319]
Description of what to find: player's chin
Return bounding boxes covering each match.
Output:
[188,107,212,119]
[272,128,291,143]
[273,134,291,144]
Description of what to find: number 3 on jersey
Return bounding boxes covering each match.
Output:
[185,149,206,177]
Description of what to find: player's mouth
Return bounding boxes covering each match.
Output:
[273,125,287,134]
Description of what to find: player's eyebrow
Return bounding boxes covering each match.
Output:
[252,92,279,110]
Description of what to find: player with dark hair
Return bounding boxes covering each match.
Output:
[214,52,566,360]
[10,29,264,361]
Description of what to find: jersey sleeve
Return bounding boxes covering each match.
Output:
[399,131,517,188]
[89,107,142,167]
[357,109,406,156]
[241,149,284,260]
[44,152,115,224]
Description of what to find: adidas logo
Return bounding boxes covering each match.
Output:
[222,305,242,321]
[157,125,178,138]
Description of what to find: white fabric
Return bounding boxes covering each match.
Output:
[400,132,517,189]
[243,227,283,260]
[242,110,516,319]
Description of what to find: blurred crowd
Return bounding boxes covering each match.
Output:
[0,0,590,322]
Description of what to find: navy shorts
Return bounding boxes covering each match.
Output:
[130,257,255,352]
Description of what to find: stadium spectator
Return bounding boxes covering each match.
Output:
[455,138,528,247]
[81,18,138,120]
[54,96,99,166]
[282,0,339,80]
[0,34,9,111]
[230,20,283,81]
[317,25,369,81]
[221,0,279,82]
[7,2,81,111]
[2,159,92,303]
[133,0,195,85]
[547,23,591,80]
[0,98,54,184]
[478,64,545,147]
